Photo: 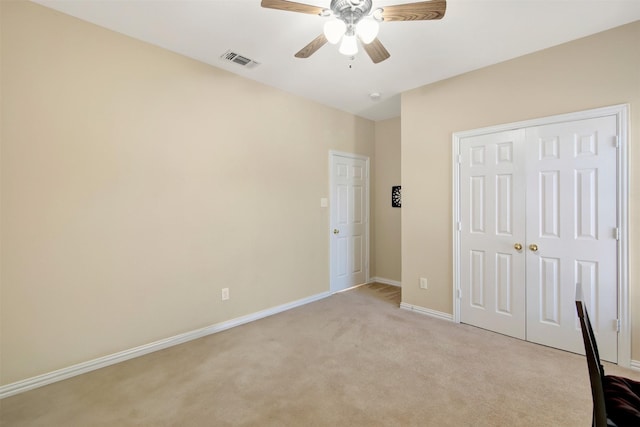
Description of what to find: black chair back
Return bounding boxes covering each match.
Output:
[575,285,610,427]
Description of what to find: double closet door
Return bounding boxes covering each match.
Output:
[458,115,618,362]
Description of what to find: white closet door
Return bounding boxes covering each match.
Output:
[459,129,527,339]
[457,115,619,363]
[525,116,618,362]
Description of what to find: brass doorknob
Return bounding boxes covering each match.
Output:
[529,244,538,252]
[333,229,340,234]
[514,243,522,251]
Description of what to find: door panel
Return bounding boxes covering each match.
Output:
[525,117,618,362]
[330,154,368,292]
[335,179,350,283]
[459,130,527,339]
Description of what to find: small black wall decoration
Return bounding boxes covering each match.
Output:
[392,186,401,208]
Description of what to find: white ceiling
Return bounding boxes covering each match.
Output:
[33,0,640,121]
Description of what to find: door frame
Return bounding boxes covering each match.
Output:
[329,150,371,293]
[452,104,630,367]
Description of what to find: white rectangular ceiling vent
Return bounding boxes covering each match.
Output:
[220,50,260,69]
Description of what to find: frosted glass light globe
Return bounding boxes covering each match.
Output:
[324,20,346,44]
[356,19,379,44]
[339,34,358,56]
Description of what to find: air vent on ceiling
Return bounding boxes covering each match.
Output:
[220,50,260,69]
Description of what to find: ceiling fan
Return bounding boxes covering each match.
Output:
[261,0,446,64]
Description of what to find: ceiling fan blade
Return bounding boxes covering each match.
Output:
[295,34,328,58]
[261,0,324,15]
[363,38,390,64]
[381,0,446,21]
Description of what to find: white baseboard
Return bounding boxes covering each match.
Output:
[333,283,369,293]
[369,277,401,287]
[0,290,332,399]
[400,302,454,322]
[630,360,640,372]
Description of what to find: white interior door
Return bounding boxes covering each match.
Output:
[459,129,527,339]
[525,117,618,362]
[457,114,619,362]
[330,152,369,292]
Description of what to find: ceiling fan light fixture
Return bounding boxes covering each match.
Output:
[356,18,379,44]
[261,0,447,64]
[323,19,346,44]
[339,34,358,56]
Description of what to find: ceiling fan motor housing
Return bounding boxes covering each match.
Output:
[330,0,373,24]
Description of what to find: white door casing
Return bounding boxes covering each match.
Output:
[453,105,629,366]
[330,151,369,293]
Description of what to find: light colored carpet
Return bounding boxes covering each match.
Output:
[2,283,639,426]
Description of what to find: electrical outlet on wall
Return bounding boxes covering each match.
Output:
[419,278,428,289]
[221,288,229,301]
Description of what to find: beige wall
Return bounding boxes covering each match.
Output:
[402,22,640,358]
[373,118,401,282]
[0,1,376,385]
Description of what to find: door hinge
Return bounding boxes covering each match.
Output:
[457,221,462,231]
[456,288,461,299]
[616,318,621,332]
[457,154,462,164]
[614,135,620,148]
[614,227,620,241]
